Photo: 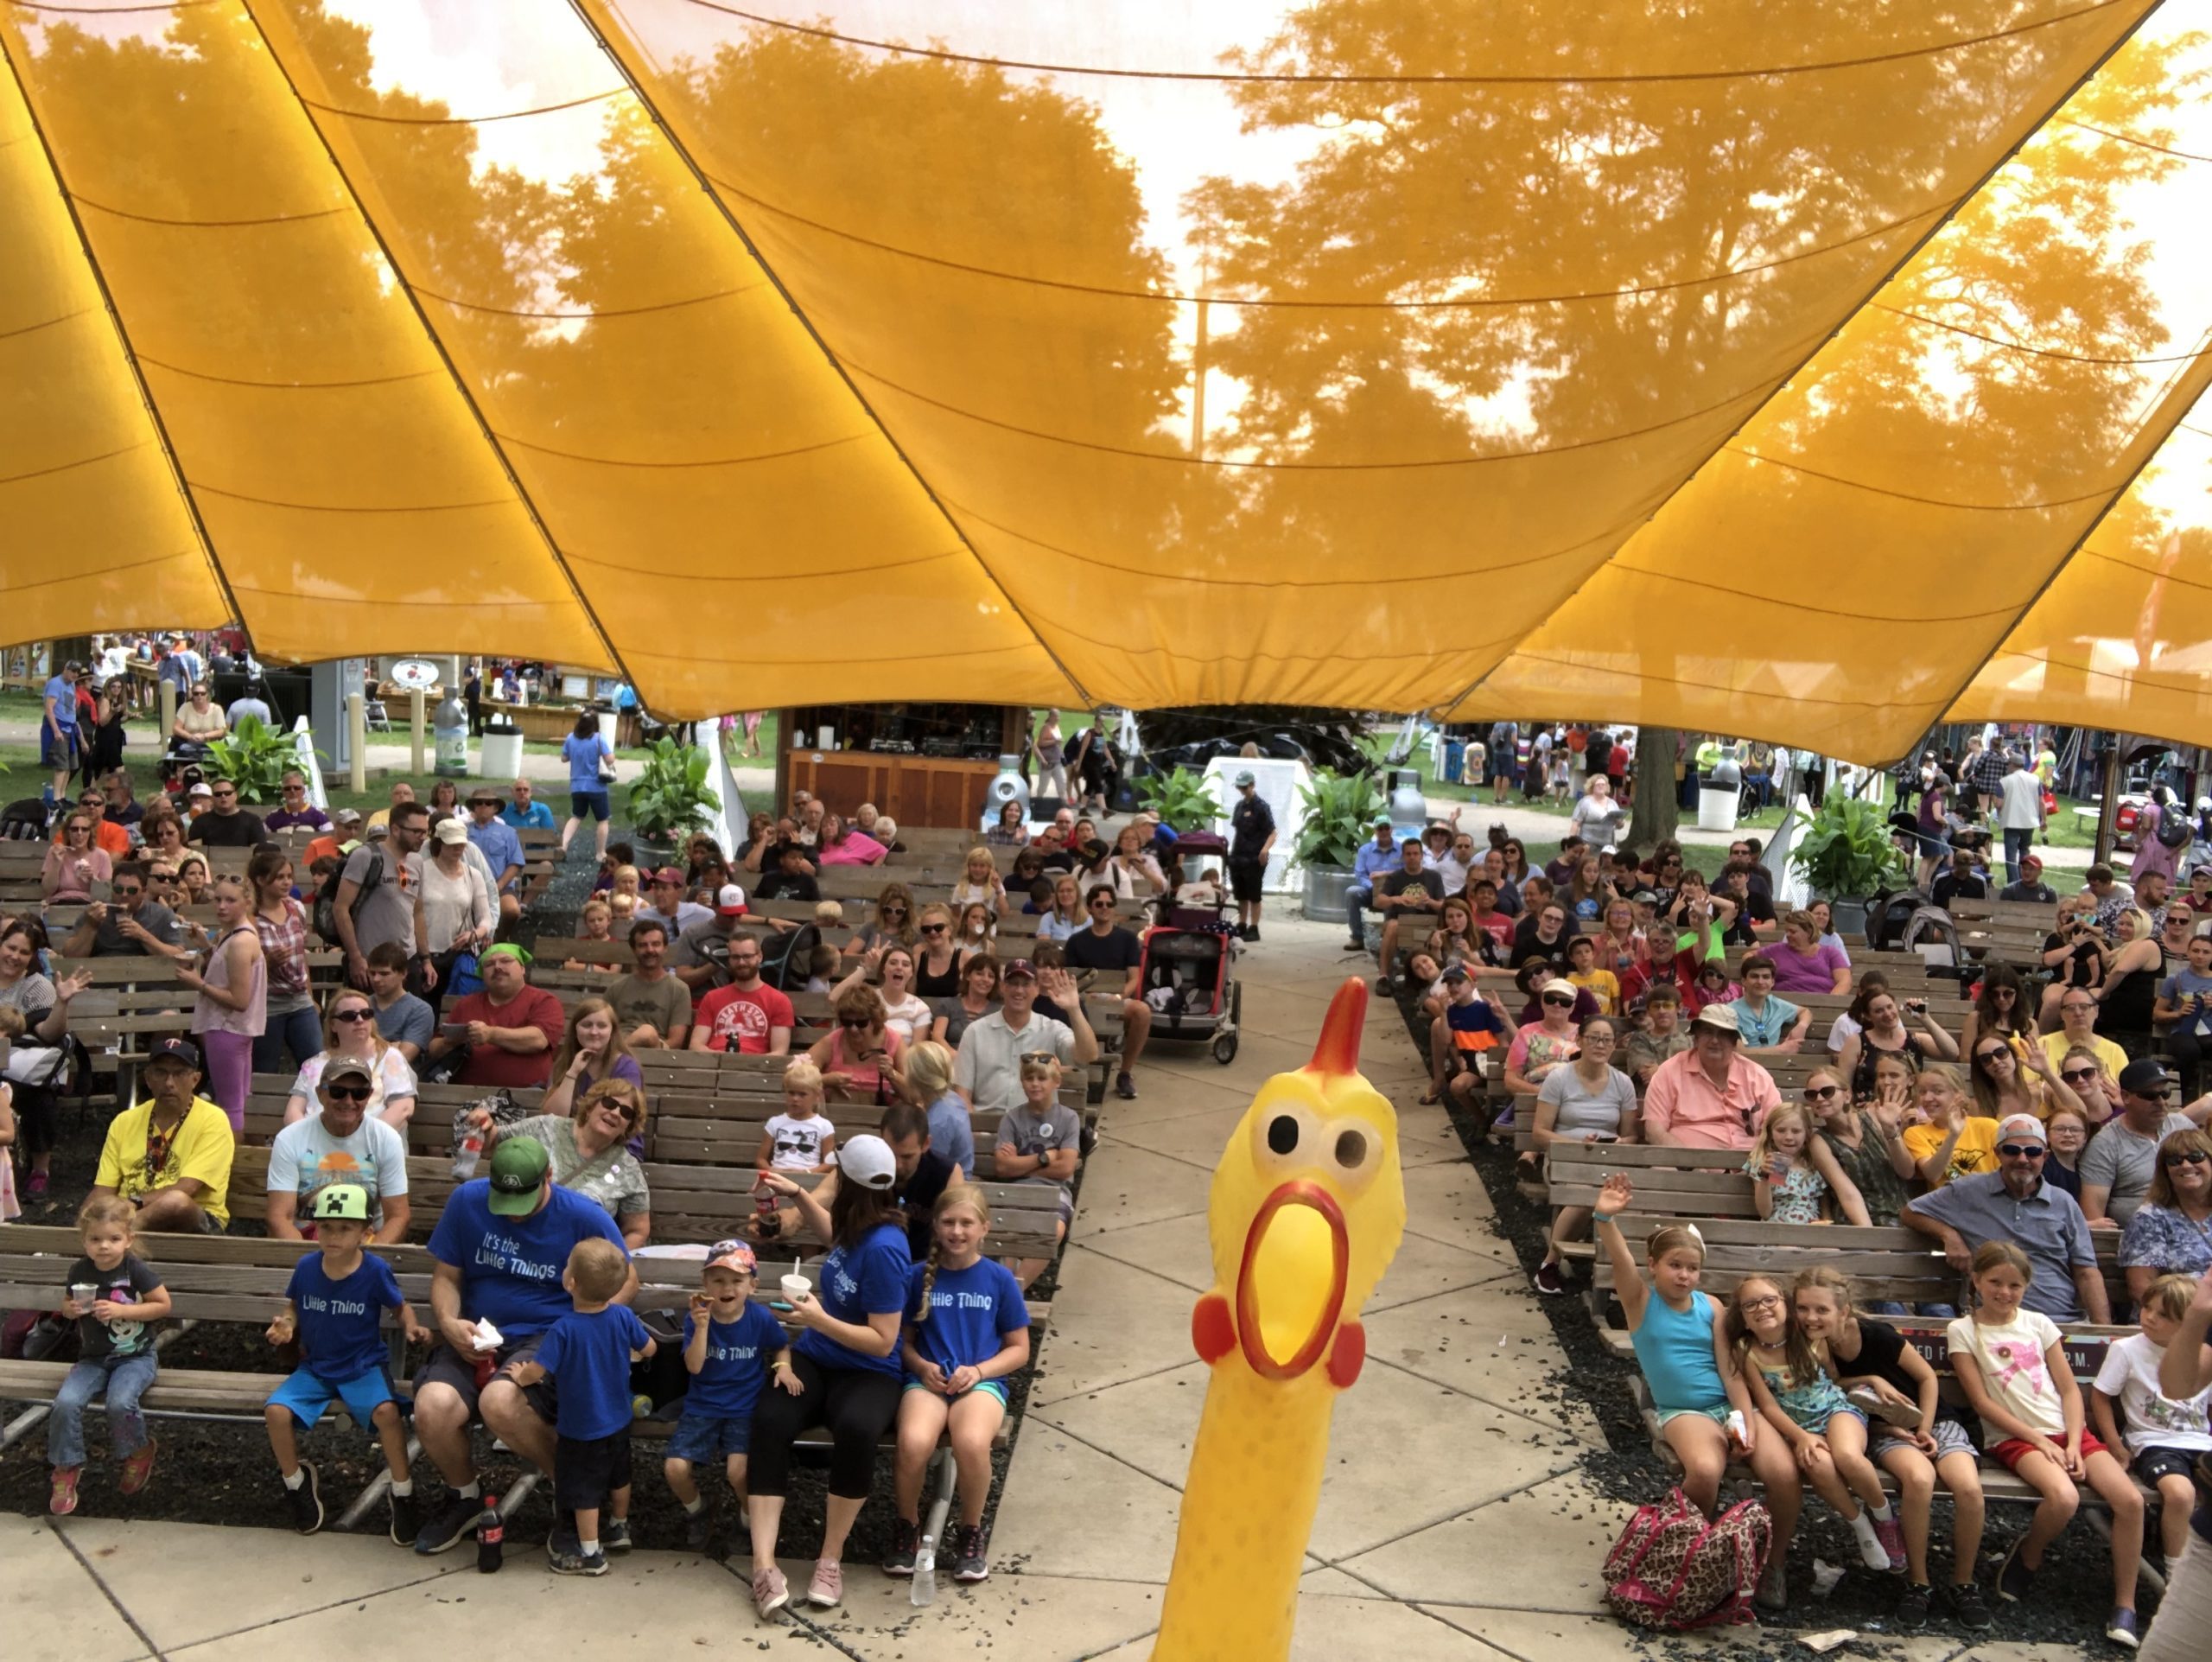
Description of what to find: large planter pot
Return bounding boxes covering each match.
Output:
[1824,895,1872,941]
[1300,863,1354,924]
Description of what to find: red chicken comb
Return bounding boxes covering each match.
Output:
[1306,977,1368,1077]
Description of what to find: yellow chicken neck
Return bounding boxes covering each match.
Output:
[1152,1359,1337,1661]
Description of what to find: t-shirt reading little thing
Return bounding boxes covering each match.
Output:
[425,1180,627,1341]
[287,1251,405,1385]
[905,1257,1029,1383]
[681,1300,789,1420]
[535,1302,653,1440]
[793,1221,911,1378]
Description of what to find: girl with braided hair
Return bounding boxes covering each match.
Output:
[883,1185,1032,1587]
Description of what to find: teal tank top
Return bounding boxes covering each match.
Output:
[1632,1289,1727,1414]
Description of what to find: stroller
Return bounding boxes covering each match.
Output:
[1139,831,1242,1065]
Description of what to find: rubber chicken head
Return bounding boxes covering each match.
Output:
[1205,977,1405,1379]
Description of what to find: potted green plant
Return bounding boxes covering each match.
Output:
[200,715,304,804]
[1133,766,1221,832]
[1787,790,1906,939]
[626,736,720,859]
[1292,769,1384,924]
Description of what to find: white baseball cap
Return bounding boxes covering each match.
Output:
[715,882,748,917]
[838,1134,898,1190]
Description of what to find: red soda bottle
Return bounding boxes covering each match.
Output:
[477,1494,502,1572]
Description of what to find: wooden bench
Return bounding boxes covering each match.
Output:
[0,1226,1051,1543]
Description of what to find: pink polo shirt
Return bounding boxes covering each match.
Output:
[1641,1050,1782,1149]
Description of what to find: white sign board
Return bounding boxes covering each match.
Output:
[389,659,440,690]
[1202,756,1311,893]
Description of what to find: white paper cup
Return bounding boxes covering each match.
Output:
[780,1275,812,1305]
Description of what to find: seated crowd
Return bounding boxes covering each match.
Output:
[0,771,1172,1614]
[1385,813,2212,1646]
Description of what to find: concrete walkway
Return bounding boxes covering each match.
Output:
[1,917,2076,1659]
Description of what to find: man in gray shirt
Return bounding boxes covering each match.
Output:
[1904,1114,2107,1321]
[2082,1059,2212,1226]
[954,960,1098,1112]
[334,804,428,990]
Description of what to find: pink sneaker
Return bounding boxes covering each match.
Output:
[750,1564,789,1620]
[1874,1513,1906,1572]
[806,1557,843,1608]
[49,1466,81,1516]
[118,1439,158,1496]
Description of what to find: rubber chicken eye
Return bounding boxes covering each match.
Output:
[1253,1102,1323,1174]
[1267,1115,1300,1156]
[1333,1129,1367,1168]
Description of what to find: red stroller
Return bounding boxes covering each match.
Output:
[1139,831,1242,1065]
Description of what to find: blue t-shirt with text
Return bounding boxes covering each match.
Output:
[905,1257,1028,1380]
[793,1222,912,1378]
[535,1303,653,1440]
[425,1181,626,1340]
[287,1252,405,1385]
[681,1300,788,1419]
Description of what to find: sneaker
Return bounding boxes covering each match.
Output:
[387,1487,421,1548]
[951,1523,989,1584]
[284,1462,325,1534]
[1245,925,1261,942]
[546,1526,580,1565]
[683,1504,713,1555]
[1895,1581,1933,1629]
[117,1438,158,1495]
[549,1546,608,1577]
[1946,1582,1993,1631]
[752,1564,790,1619]
[2106,1608,2143,1650]
[806,1557,843,1608]
[414,1490,483,1555]
[1874,1512,1906,1572]
[1116,1070,1137,1100]
[1532,1261,1569,1297]
[26,1168,48,1200]
[603,1519,632,1554]
[1755,1553,1787,1613]
[882,1515,920,1577]
[1341,939,1366,953]
[1996,1536,2036,1603]
[48,1465,81,1517]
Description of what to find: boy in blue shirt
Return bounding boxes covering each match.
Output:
[264,1184,428,1541]
[664,1239,798,1552]
[506,1237,655,1576]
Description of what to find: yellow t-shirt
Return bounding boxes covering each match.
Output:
[1902,1117,1999,1188]
[2039,1030,2126,1095]
[1568,968,1622,1015]
[93,1097,233,1227]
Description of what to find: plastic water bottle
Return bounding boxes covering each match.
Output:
[450,1119,486,1181]
[476,1494,503,1572]
[910,1531,936,1606]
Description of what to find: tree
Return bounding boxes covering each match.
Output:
[1628,728,1681,849]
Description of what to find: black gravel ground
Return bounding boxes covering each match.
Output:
[3,833,1052,1567]
[1393,991,2158,1655]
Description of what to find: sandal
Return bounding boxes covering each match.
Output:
[1418,1088,1442,1105]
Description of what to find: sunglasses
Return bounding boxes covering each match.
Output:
[1805,1085,1841,1101]
[1975,1050,2009,1064]
[1019,1050,1057,1066]
[112,885,143,898]
[333,1009,374,1023]
[2164,1150,2211,1167]
[324,1084,372,1103]
[2062,1067,2098,1083]
[1996,1143,2047,1158]
[920,921,947,935]
[1541,995,1575,1007]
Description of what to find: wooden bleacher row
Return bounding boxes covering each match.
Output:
[0,1223,1051,1512]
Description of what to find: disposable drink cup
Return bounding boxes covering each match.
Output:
[70,1283,99,1312]
[781,1274,812,1305]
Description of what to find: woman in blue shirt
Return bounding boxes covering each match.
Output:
[559,712,613,861]
[747,1135,912,1619]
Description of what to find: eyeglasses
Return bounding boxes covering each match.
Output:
[333,1009,374,1023]
[1739,1294,1783,1312]
[2164,1150,2211,1167]
[324,1084,372,1102]
[1805,1085,1841,1101]
[1996,1143,2047,1159]
[283,783,306,794]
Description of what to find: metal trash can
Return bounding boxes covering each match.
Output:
[477,717,524,780]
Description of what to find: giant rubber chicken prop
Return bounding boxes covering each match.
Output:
[1153,977,1405,1661]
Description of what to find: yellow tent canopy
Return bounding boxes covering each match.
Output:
[4,0,2209,761]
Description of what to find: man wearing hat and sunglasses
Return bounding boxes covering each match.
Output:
[264,1055,411,1244]
[88,1037,233,1232]
[1641,1003,1782,1151]
[409,1134,632,1556]
[2082,1060,2212,1230]
[1905,1113,2108,1322]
